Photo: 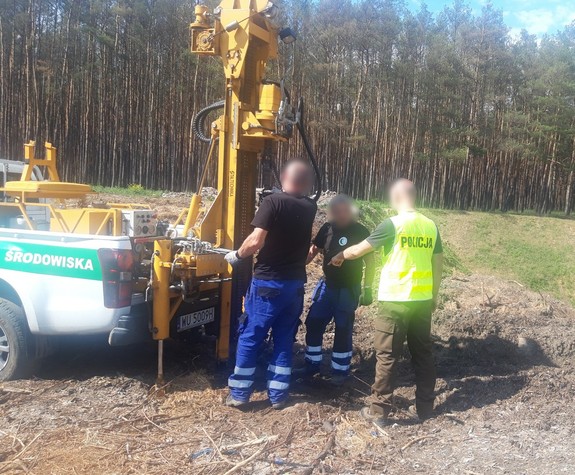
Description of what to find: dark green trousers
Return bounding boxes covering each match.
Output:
[369,300,436,418]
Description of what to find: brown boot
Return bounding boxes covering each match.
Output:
[407,403,433,421]
[360,406,391,426]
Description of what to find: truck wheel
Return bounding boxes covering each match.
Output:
[0,298,32,381]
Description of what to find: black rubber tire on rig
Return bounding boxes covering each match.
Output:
[0,298,33,381]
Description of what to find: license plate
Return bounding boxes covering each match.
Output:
[178,307,215,332]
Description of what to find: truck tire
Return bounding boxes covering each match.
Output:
[0,298,32,381]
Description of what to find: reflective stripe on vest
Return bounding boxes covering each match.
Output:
[378,211,437,302]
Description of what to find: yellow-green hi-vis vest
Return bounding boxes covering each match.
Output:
[378,211,438,302]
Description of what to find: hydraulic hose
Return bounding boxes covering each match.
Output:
[193,97,322,201]
[296,98,322,201]
[192,100,225,143]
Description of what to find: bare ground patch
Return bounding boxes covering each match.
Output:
[0,272,574,474]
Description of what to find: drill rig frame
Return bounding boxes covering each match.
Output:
[150,0,311,382]
[0,1,319,385]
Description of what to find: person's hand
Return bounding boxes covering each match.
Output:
[225,250,243,267]
[359,287,373,306]
[329,252,345,267]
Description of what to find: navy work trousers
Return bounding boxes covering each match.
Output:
[228,278,304,404]
[304,279,360,375]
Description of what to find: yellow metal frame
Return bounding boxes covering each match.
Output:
[3,143,93,201]
[1,142,153,236]
[185,0,287,361]
[152,0,288,363]
[50,208,123,235]
[22,141,61,182]
[107,203,152,210]
[0,202,122,236]
[152,240,176,341]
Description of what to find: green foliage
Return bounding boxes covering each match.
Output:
[358,201,575,304]
[442,147,469,162]
[128,183,145,193]
[440,243,470,275]
[92,185,164,197]
[357,201,393,231]
[414,153,433,162]
[429,210,575,304]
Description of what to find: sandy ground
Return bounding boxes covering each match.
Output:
[0,193,574,474]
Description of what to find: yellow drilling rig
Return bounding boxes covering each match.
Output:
[0,0,320,382]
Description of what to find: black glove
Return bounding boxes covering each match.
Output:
[359,287,373,306]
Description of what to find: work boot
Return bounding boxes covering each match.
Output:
[271,399,288,410]
[406,405,420,421]
[360,406,390,426]
[292,365,319,376]
[406,404,433,421]
[329,373,349,387]
[292,365,320,382]
[225,394,248,408]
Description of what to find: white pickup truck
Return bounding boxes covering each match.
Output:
[0,231,142,379]
[0,160,220,381]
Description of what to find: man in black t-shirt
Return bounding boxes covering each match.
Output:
[225,160,317,409]
[298,195,375,384]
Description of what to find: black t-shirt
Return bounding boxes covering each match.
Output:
[313,221,370,288]
[251,192,317,281]
[366,218,443,255]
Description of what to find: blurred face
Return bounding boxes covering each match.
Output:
[389,187,401,210]
[281,161,312,195]
[330,201,355,228]
[388,180,416,211]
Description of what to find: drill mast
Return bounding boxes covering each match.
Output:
[188,0,292,360]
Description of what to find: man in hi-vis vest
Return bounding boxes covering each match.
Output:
[330,179,443,424]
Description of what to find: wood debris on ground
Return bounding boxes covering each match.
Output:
[0,194,574,474]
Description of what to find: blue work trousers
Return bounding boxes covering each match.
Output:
[228,278,304,404]
[305,280,360,375]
